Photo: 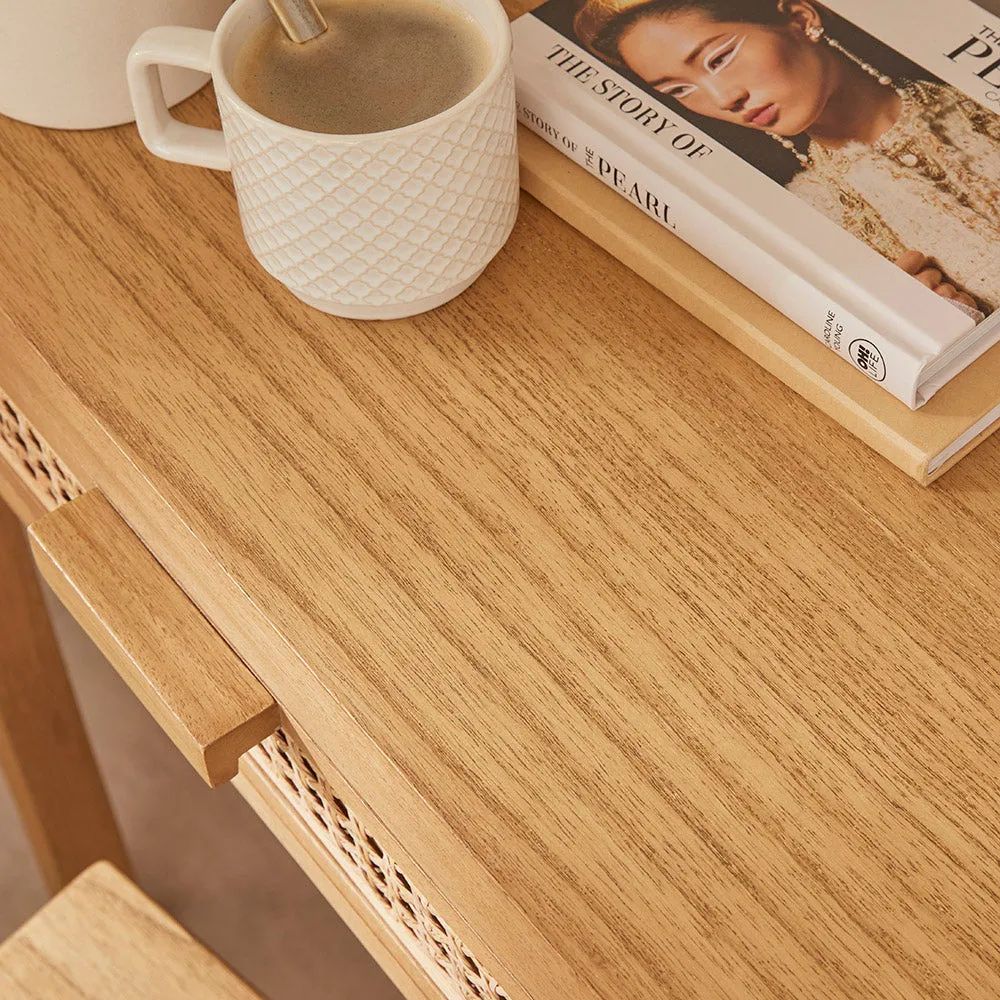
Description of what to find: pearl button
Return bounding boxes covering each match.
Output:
[900,153,919,167]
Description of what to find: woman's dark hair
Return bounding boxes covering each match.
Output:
[533,0,935,182]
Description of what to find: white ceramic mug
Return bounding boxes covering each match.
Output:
[0,0,232,130]
[127,0,519,319]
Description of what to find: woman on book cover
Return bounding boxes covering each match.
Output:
[573,0,1000,321]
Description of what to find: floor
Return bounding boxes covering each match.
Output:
[0,571,404,1000]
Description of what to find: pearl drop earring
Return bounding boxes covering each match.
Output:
[822,33,907,97]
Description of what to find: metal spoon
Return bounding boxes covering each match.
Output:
[266,0,328,43]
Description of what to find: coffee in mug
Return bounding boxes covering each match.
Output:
[231,0,492,134]
[127,0,519,319]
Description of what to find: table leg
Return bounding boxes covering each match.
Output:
[0,497,130,892]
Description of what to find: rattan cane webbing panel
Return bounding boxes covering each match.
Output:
[250,729,511,1000]
[0,388,83,512]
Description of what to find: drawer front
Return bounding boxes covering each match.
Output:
[29,489,280,787]
[0,384,513,1000]
[243,727,510,1000]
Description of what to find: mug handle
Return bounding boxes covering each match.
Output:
[126,27,230,171]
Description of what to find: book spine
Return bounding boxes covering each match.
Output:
[514,83,925,408]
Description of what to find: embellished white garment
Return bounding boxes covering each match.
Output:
[788,81,1000,318]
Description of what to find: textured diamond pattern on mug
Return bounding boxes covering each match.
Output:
[219,68,519,307]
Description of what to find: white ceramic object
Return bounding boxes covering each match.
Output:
[126,0,519,319]
[0,0,232,130]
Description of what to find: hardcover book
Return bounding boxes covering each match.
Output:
[513,0,1000,411]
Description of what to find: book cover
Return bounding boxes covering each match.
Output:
[512,0,1000,409]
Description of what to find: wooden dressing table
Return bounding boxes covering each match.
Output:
[3,9,1000,994]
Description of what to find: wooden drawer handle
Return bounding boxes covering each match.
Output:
[28,490,279,787]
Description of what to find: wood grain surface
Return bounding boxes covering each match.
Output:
[29,491,279,787]
[0,862,263,998]
[2,28,1000,999]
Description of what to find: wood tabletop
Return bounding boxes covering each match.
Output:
[3,9,1000,996]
